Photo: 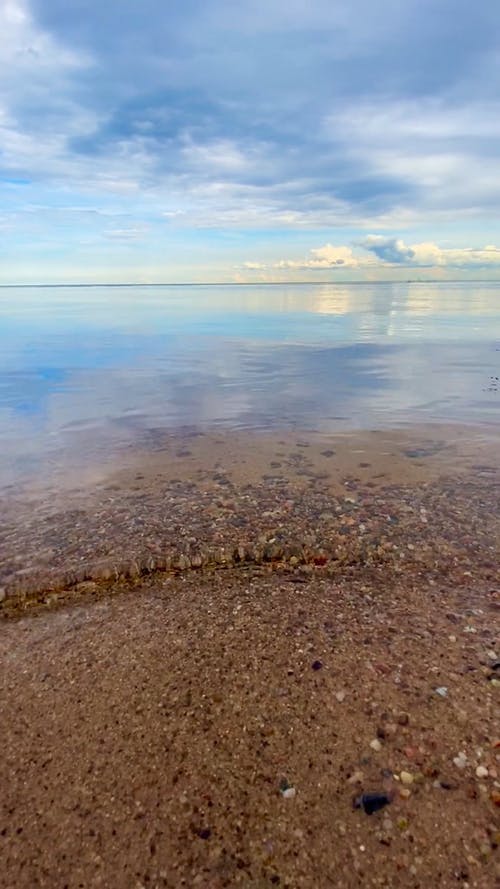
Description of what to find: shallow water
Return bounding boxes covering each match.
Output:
[0,281,499,490]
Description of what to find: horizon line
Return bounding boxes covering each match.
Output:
[1,279,499,288]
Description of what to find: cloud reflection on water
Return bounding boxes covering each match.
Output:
[0,282,498,487]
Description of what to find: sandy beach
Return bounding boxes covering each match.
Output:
[0,427,499,887]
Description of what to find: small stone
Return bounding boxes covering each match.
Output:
[354,792,392,815]
[399,787,411,800]
[384,722,398,737]
[448,635,457,642]
[382,818,393,831]
[281,787,296,799]
[335,690,346,703]
[311,660,323,671]
[487,650,498,661]
[491,790,500,807]
[347,770,364,785]
[75,580,98,594]
[397,713,410,726]
[403,745,418,760]
[476,765,489,779]
[197,828,211,840]
[279,778,293,795]
[400,771,414,786]
[370,739,382,752]
[453,752,468,769]
[435,686,448,697]
[397,817,409,830]
[0,587,6,603]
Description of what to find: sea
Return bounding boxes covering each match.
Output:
[0,281,499,492]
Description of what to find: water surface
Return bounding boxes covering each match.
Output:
[0,282,498,490]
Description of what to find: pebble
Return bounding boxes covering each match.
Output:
[453,752,468,769]
[399,787,412,800]
[335,690,346,703]
[475,765,489,779]
[384,722,398,737]
[281,787,296,800]
[354,792,392,815]
[370,739,382,752]
[435,686,448,697]
[400,771,414,786]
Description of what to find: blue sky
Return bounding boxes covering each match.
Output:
[1,0,500,283]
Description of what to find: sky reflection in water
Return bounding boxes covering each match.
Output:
[0,282,499,487]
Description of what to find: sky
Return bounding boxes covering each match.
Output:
[1,0,500,284]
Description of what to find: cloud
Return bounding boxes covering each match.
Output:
[271,244,369,269]
[244,238,500,275]
[326,97,500,219]
[360,236,415,263]
[104,226,150,242]
[2,1,500,280]
[409,243,500,268]
[361,238,500,268]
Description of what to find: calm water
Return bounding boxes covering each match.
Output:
[0,282,499,489]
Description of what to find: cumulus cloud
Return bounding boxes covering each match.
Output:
[244,238,500,275]
[408,242,500,267]
[359,236,415,264]
[361,237,500,268]
[272,244,369,269]
[243,243,371,272]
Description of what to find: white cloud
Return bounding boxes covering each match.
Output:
[104,225,150,241]
[0,0,88,74]
[410,242,500,267]
[325,98,500,217]
[244,237,500,275]
[273,244,369,269]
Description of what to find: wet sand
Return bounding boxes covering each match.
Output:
[1,424,499,608]
[0,425,499,887]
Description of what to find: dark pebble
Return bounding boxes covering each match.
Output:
[198,828,211,839]
[354,792,392,815]
[312,660,323,671]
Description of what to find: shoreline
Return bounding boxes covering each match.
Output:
[1,424,499,615]
[0,423,499,885]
